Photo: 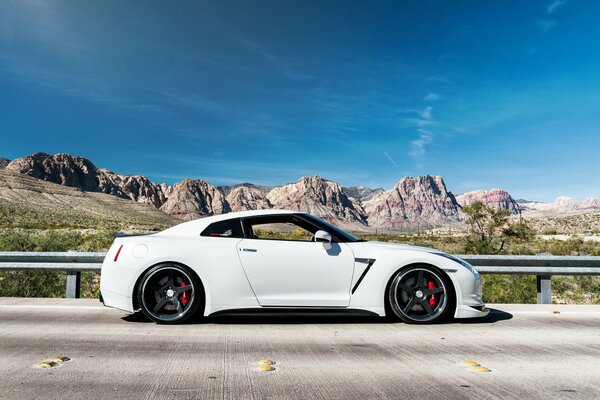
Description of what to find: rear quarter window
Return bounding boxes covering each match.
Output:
[200,218,244,238]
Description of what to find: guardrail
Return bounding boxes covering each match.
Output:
[0,252,104,299]
[0,252,599,303]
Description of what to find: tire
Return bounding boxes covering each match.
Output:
[387,265,454,324]
[137,263,202,324]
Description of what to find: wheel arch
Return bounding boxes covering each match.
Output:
[383,262,457,318]
[131,261,206,313]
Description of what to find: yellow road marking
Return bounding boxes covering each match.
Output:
[33,355,71,369]
[462,361,480,367]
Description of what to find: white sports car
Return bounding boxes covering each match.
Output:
[100,210,489,324]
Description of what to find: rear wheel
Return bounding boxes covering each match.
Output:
[387,265,453,324]
[137,264,201,323]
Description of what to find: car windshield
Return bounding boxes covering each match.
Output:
[301,214,364,242]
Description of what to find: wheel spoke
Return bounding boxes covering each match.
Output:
[417,270,424,288]
[153,297,168,313]
[174,285,192,294]
[173,299,183,314]
[421,300,434,316]
[426,287,444,296]
[403,297,418,314]
[396,283,411,293]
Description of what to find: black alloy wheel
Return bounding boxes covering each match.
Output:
[138,264,200,323]
[388,266,452,324]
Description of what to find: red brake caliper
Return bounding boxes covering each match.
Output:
[181,281,189,306]
[427,280,437,307]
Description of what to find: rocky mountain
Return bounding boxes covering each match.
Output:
[160,179,230,220]
[5,153,168,208]
[6,152,540,230]
[218,183,272,197]
[0,157,10,169]
[267,176,368,226]
[363,176,462,228]
[520,196,600,215]
[0,169,177,230]
[343,186,384,202]
[6,152,99,191]
[456,189,520,214]
[226,185,273,212]
[96,169,166,208]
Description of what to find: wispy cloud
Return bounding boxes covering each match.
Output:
[236,37,312,81]
[410,129,434,159]
[424,93,441,102]
[547,0,567,14]
[399,103,438,167]
[538,19,558,32]
[419,106,433,120]
[383,152,399,168]
[538,0,567,33]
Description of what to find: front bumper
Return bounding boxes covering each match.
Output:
[455,304,490,318]
[453,267,489,319]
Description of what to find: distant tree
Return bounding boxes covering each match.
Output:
[462,201,535,254]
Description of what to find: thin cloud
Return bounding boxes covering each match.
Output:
[419,106,433,120]
[410,129,434,159]
[538,19,558,32]
[424,93,441,102]
[383,152,400,168]
[547,0,567,14]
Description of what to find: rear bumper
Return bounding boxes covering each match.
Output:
[100,288,134,313]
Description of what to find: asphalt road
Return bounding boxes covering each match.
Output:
[0,298,599,400]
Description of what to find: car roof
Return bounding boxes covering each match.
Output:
[160,209,299,236]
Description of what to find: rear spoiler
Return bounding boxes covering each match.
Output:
[113,232,156,238]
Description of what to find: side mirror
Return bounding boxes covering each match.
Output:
[314,230,332,249]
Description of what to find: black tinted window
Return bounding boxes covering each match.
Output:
[201,218,244,238]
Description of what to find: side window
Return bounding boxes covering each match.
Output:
[243,215,320,242]
[201,218,244,238]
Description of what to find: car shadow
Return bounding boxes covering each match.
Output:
[453,308,513,324]
[121,307,512,325]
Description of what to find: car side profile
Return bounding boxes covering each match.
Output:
[100,210,489,324]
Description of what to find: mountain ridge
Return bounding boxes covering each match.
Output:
[7,152,595,230]
[0,157,10,169]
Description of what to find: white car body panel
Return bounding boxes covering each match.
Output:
[100,209,489,319]
[237,239,355,307]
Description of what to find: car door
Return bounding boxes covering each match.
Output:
[236,214,355,307]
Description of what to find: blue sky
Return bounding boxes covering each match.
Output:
[1,0,599,201]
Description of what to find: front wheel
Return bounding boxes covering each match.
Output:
[387,265,453,324]
[137,264,201,323]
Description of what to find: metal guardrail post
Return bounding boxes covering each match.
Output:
[536,275,551,304]
[65,271,81,299]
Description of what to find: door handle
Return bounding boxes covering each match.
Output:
[241,248,257,252]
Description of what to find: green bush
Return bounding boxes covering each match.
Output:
[481,275,537,304]
[0,229,111,299]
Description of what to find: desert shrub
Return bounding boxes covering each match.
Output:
[481,275,537,304]
[0,229,111,298]
[542,227,558,235]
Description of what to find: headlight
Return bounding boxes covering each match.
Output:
[435,253,475,273]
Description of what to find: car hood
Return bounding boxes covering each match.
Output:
[361,241,441,254]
